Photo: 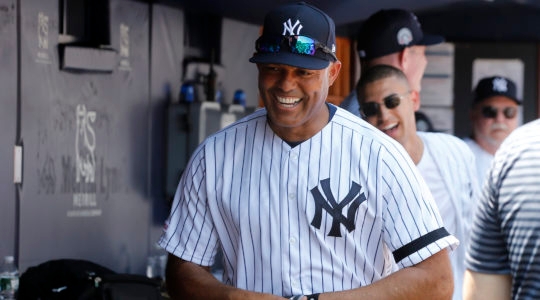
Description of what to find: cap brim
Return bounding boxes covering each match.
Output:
[418,33,445,46]
[249,52,330,70]
[475,93,522,105]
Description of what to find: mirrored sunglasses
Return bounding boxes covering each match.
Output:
[361,93,408,118]
[481,106,517,119]
[255,35,337,61]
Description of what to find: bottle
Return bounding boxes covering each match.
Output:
[146,255,157,279]
[179,82,195,103]
[214,83,223,103]
[0,256,19,300]
[233,89,246,107]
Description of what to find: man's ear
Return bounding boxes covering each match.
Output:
[411,90,421,111]
[397,48,408,70]
[328,61,342,86]
[469,106,477,122]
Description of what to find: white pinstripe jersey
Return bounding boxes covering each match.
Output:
[159,104,458,296]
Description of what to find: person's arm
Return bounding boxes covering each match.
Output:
[462,269,512,300]
[166,249,452,300]
[165,254,285,300]
[304,249,453,300]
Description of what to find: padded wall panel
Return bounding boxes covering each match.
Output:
[19,0,151,274]
[0,0,18,260]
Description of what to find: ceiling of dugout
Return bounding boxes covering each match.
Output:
[164,0,540,42]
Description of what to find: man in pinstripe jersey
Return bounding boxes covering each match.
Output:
[159,2,457,299]
[463,118,540,300]
[356,65,478,300]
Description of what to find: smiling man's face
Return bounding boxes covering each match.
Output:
[257,61,340,143]
[359,74,419,146]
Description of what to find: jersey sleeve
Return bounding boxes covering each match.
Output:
[379,145,459,268]
[158,146,220,267]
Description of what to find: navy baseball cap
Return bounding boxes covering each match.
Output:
[357,9,444,60]
[249,2,337,70]
[474,76,521,105]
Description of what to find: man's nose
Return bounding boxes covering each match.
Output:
[376,105,391,125]
[495,110,507,122]
[276,71,297,92]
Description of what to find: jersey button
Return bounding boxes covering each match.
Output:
[289,237,297,244]
[291,153,298,160]
[288,193,295,201]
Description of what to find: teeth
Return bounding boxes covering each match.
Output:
[277,96,301,105]
[382,123,397,131]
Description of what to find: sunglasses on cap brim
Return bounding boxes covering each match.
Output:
[255,35,337,61]
[481,106,517,119]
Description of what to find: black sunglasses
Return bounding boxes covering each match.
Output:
[361,92,409,118]
[255,35,337,61]
[481,106,517,119]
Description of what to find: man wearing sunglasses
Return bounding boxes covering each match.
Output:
[160,2,456,300]
[356,65,478,300]
[340,8,443,121]
[463,76,521,189]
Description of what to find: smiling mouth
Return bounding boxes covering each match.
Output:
[381,123,398,134]
[277,96,301,107]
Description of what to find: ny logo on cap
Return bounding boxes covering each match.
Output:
[397,27,413,46]
[492,77,508,92]
[282,19,303,35]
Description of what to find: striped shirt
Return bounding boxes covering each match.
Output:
[159,105,458,296]
[466,118,540,299]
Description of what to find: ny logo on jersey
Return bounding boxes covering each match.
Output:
[310,179,366,237]
[282,19,303,35]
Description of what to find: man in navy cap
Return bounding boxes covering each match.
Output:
[340,9,444,118]
[463,76,521,188]
[160,2,455,299]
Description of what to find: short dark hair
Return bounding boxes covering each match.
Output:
[356,65,409,103]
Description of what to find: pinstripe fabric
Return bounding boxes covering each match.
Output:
[466,119,540,300]
[418,132,478,300]
[463,137,494,189]
[159,105,458,296]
